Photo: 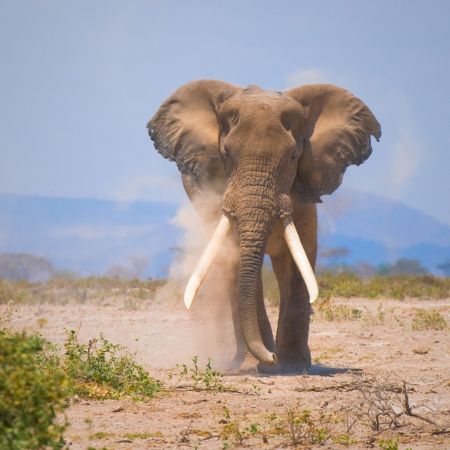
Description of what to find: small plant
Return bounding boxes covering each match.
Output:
[247,422,261,435]
[0,330,69,450]
[221,420,244,446]
[0,299,16,329]
[63,330,161,399]
[332,433,355,446]
[248,382,262,395]
[356,376,402,431]
[123,296,139,311]
[36,317,48,328]
[178,356,227,391]
[317,298,362,322]
[364,303,387,326]
[286,408,330,446]
[89,432,113,440]
[123,432,162,439]
[376,303,386,324]
[378,438,399,450]
[355,375,437,432]
[314,346,345,363]
[219,407,245,446]
[411,309,447,331]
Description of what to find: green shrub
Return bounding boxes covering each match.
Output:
[411,309,447,331]
[0,331,69,450]
[64,330,161,399]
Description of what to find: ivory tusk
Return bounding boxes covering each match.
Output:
[184,214,231,309]
[283,218,319,303]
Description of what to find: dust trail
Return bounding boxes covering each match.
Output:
[154,194,240,369]
[389,127,422,197]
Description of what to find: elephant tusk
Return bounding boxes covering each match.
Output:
[283,218,319,303]
[184,214,231,309]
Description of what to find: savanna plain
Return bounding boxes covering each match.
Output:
[1,274,449,450]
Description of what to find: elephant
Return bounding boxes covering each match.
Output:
[147,80,381,374]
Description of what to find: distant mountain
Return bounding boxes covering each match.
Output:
[0,194,178,277]
[319,189,450,248]
[318,189,450,272]
[0,190,449,278]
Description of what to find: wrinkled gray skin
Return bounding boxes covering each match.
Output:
[147,80,381,373]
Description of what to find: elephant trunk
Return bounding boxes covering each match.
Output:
[238,225,276,364]
[234,177,278,364]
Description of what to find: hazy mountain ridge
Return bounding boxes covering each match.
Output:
[319,189,450,248]
[0,191,448,277]
[0,194,179,277]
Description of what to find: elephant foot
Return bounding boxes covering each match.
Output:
[257,361,311,375]
[225,353,260,374]
[227,352,246,370]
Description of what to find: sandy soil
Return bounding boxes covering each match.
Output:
[3,295,450,449]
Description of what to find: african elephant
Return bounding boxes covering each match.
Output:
[147,80,381,373]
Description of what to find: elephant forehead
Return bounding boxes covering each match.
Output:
[242,91,296,108]
[224,91,301,119]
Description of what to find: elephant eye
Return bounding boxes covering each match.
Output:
[223,146,230,158]
[290,146,300,161]
[221,122,230,135]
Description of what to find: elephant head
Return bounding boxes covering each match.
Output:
[147,80,381,365]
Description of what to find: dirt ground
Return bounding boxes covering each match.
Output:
[3,295,450,449]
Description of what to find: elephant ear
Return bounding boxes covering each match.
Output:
[147,80,240,191]
[286,84,381,203]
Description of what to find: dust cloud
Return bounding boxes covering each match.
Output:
[153,194,240,369]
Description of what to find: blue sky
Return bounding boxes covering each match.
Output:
[1,0,450,225]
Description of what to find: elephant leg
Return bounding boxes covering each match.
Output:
[271,251,312,369]
[260,205,317,374]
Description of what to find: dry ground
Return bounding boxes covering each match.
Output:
[2,294,450,449]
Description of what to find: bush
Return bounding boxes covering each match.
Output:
[0,276,166,305]
[317,273,450,301]
[264,271,450,305]
[64,330,162,399]
[411,309,447,331]
[0,328,162,449]
[0,279,30,304]
[318,299,363,322]
[0,331,69,450]
[0,253,55,282]
[376,258,428,276]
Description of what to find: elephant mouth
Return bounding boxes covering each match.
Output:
[183,212,318,310]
